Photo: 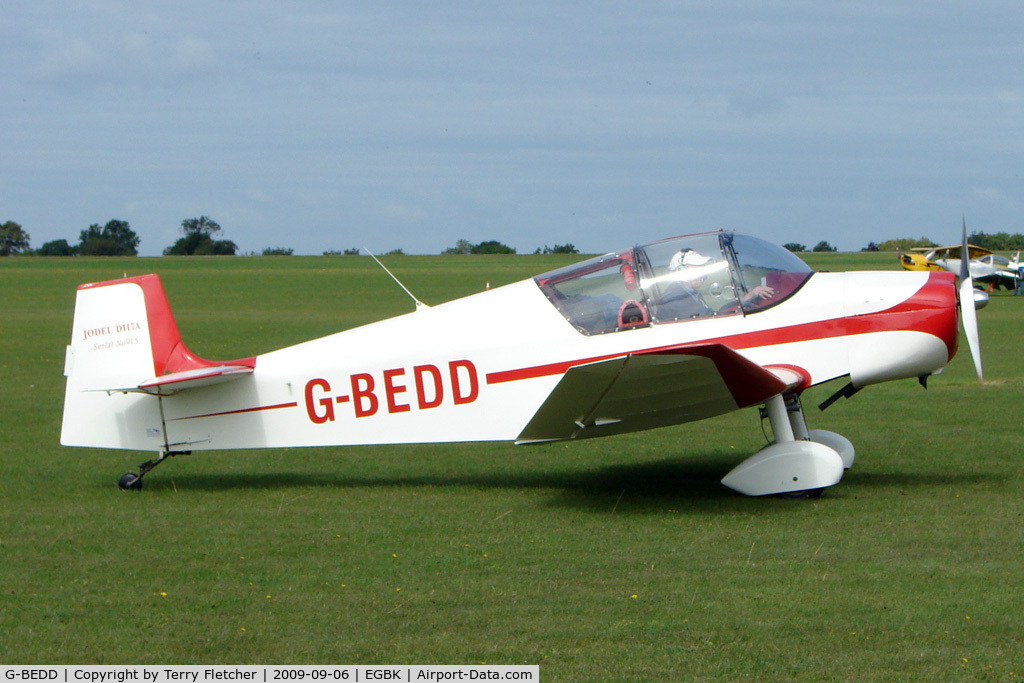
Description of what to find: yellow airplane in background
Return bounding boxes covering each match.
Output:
[900,243,1020,300]
[899,243,991,272]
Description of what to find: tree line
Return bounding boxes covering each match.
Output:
[0,216,271,257]
[2,219,142,256]
[870,231,1024,253]
[1,220,577,258]
[783,241,838,253]
[7,217,1024,258]
[438,239,579,255]
[788,232,1024,254]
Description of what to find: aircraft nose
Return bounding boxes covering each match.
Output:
[845,271,958,387]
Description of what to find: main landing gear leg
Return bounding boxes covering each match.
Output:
[721,393,846,497]
[787,394,856,469]
[118,450,189,491]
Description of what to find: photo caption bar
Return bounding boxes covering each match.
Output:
[1,667,538,683]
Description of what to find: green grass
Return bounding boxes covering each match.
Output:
[2,253,1024,681]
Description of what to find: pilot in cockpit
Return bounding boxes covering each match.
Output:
[658,248,776,320]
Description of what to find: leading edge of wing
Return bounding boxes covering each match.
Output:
[515,344,799,444]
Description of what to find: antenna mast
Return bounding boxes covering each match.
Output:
[363,248,428,310]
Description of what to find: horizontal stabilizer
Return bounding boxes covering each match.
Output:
[516,344,792,443]
[135,364,255,395]
[91,365,255,396]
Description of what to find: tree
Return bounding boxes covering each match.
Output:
[862,242,880,252]
[471,240,515,254]
[968,231,1024,251]
[164,216,237,255]
[262,247,294,256]
[1,221,31,256]
[442,239,516,255]
[782,243,806,253]
[181,215,222,236]
[812,241,837,253]
[199,238,237,255]
[535,243,579,254]
[442,239,474,255]
[37,238,78,256]
[78,220,140,256]
[876,237,937,252]
[165,232,237,255]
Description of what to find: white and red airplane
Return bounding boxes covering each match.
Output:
[61,229,982,496]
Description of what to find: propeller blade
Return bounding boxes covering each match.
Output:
[959,218,983,384]
[959,217,971,282]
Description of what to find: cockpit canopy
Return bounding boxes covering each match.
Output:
[535,231,813,335]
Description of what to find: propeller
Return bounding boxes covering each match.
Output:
[958,218,984,384]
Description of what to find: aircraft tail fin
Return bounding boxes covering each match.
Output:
[61,274,254,450]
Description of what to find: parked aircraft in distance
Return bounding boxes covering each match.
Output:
[901,242,1020,292]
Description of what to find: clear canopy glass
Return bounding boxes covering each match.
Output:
[535,231,813,335]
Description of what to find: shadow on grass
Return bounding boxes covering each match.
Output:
[141,452,732,502]
[137,452,1004,513]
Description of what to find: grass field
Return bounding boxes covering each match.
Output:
[2,251,1023,681]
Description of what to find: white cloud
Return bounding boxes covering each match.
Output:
[972,187,1017,210]
[171,35,219,72]
[32,31,104,84]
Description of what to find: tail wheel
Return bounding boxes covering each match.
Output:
[118,472,143,491]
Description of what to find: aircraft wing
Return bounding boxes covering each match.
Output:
[995,269,1022,282]
[929,244,992,260]
[515,344,800,443]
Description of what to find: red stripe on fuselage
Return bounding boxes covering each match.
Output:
[162,273,957,420]
[172,401,298,421]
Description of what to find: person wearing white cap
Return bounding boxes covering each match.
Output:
[658,248,775,321]
[657,248,717,320]
[668,248,713,271]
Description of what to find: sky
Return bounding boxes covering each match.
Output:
[3,1,1023,256]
